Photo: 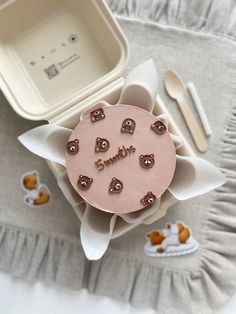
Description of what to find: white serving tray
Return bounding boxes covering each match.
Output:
[0,0,193,238]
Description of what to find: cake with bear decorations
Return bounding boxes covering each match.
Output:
[17,60,226,261]
[65,104,176,214]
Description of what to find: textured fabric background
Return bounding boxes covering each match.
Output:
[0,1,235,313]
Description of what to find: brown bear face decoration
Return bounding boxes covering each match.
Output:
[139,154,155,169]
[90,108,105,122]
[109,178,123,194]
[151,120,166,134]
[121,118,136,134]
[141,191,156,207]
[67,139,79,155]
[95,138,110,153]
[77,175,93,190]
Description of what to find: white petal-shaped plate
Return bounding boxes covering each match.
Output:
[170,133,184,150]
[80,206,117,260]
[57,171,83,207]
[18,125,72,166]
[168,155,226,200]
[118,59,158,112]
[119,198,160,224]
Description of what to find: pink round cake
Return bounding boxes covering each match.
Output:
[65,104,176,214]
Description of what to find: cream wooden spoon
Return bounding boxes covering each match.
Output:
[165,70,208,153]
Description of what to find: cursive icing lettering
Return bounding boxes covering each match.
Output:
[95,159,105,172]
[95,145,136,172]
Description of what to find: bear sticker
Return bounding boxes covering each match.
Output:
[145,222,199,257]
[109,177,123,194]
[95,138,110,153]
[151,120,166,134]
[21,171,51,207]
[67,139,79,155]
[77,175,93,190]
[121,118,136,134]
[90,108,105,122]
[139,154,155,169]
[141,191,156,207]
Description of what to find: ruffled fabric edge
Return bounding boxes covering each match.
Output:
[106,0,236,40]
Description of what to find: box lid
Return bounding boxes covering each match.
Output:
[0,0,128,120]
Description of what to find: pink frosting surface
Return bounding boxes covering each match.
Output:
[66,105,176,214]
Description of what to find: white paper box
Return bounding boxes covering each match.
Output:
[0,0,193,237]
[0,0,128,120]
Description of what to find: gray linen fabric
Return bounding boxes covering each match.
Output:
[0,0,235,313]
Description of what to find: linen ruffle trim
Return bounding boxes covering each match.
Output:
[106,0,236,40]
